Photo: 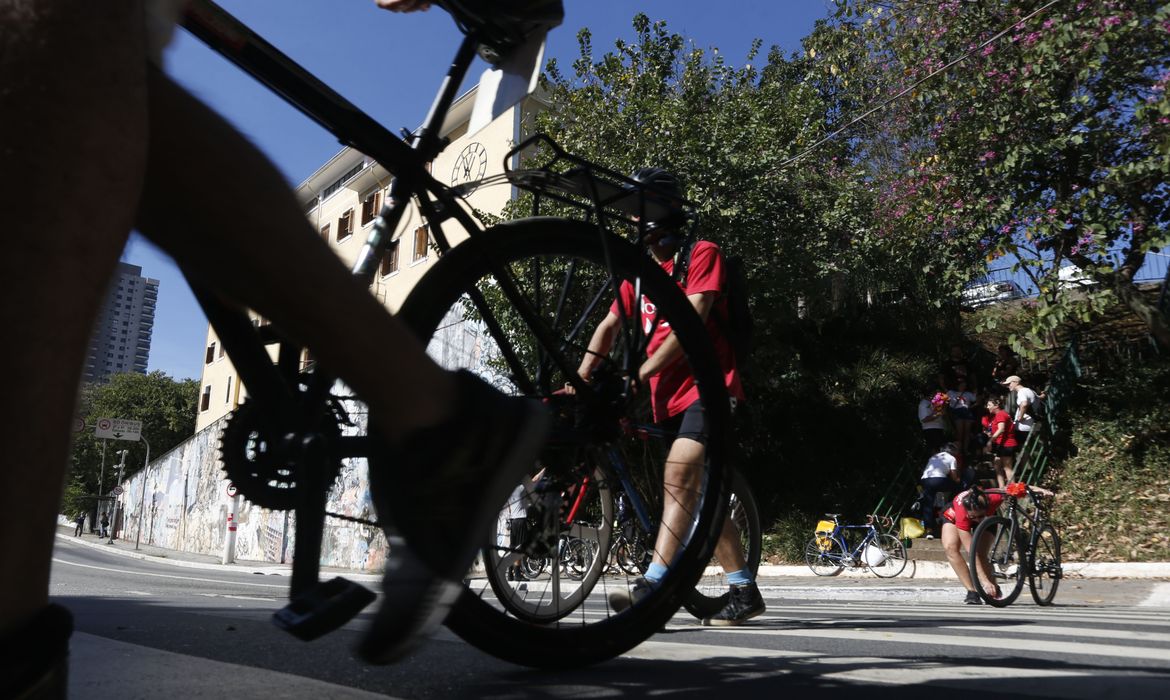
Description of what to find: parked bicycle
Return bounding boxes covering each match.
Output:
[967,482,1062,607]
[182,0,732,668]
[805,514,908,578]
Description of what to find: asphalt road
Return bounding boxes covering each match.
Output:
[51,537,1170,699]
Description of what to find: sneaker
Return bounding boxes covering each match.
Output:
[701,582,766,626]
[925,534,935,540]
[609,577,656,612]
[964,590,983,605]
[360,370,550,664]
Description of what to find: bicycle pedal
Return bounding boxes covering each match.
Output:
[273,576,377,641]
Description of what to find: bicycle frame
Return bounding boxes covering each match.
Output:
[177,0,611,598]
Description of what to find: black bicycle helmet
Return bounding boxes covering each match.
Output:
[961,486,988,512]
[629,167,686,235]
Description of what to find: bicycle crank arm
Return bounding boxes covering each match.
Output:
[273,577,377,641]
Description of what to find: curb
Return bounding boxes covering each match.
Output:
[757,560,1170,579]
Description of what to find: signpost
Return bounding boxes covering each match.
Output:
[94,418,142,442]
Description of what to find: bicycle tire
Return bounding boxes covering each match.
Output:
[868,533,908,578]
[805,536,846,576]
[480,466,613,623]
[396,217,731,668]
[682,470,762,619]
[1028,524,1061,606]
[969,516,1025,606]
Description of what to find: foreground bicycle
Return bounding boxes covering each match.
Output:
[968,483,1062,607]
[181,0,731,668]
[805,513,908,578]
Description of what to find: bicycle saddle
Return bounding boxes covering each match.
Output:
[436,0,565,64]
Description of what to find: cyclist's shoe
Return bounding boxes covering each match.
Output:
[361,369,550,663]
[608,577,656,613]
[701,582,766,626]
[964,590,983,605]
[357,539,462,664]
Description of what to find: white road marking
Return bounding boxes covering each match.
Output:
[944,623,1170,644]
[195,593,279,603]
[52,558,287,589]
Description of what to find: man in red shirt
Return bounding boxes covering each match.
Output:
[941,487,1007,604]
[573,168,759,626]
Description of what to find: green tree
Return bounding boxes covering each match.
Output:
[806,0,1170,351]
[63,371,199,515]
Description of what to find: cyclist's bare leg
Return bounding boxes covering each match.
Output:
[0,0,147,639]
[713,515,749,573]
[134,67,456,442]
[650,437,705,568]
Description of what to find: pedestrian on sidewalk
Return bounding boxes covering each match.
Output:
[73,512,86,537]
[99,512,110,539]
[918,443,962,538]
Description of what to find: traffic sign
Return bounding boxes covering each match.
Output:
[111,486,124,496]
[94,417,142,441]
[71,417,85,433]
[226,482,238,498]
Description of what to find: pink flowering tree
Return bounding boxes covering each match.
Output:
[806,0,1170,349]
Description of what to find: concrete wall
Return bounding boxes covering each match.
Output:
[119,395,388,571]
[118,312,493,572]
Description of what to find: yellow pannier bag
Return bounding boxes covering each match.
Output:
[814,520,836,537]
[901,517,925,540]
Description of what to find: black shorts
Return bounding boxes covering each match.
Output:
[992,444,1017,457]
[659,400,707,446]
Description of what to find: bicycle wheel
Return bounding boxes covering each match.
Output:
[480,466,613,623]
[868,533,908,578]
[805,536,846,576]
[969,516,1025,607]
[396,217,731,668]
[683,470,762,619]
[1028,524,1061,606]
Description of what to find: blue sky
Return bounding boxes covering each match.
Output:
[125,1,833,380]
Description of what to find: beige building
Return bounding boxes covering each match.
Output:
[196,87,535,431]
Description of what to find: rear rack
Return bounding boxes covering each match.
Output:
[501,134,694,227]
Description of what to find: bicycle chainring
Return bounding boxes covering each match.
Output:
[218,399,342,510]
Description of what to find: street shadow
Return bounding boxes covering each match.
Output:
[57,595,1170,700]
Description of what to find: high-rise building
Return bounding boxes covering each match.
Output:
[83,262,159,384]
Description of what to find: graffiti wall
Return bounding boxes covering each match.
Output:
[116,311,490,572]
[117,394,388,571]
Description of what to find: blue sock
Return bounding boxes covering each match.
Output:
[644,562,668,583]
[726,568,753,586]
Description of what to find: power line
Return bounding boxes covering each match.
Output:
[775,0,1064,172]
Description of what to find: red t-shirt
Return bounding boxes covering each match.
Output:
[610,240,745,421]
[982,410,1018,448]
[943,490,1006,532]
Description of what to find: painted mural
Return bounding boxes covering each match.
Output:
[115,313,490,572]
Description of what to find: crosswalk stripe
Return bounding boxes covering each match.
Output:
[623,639,1170,699]
[697,625,1170,661]
[944,623,1170,644]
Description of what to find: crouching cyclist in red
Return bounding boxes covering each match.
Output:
[942,484,1054,604]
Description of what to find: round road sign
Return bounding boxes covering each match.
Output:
[111,486,124,496]
[226,482,238,498]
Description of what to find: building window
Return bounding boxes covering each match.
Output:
[337,209,354,241]
[225,376,232,403]
[381,240,399,276]
[413,225,429,262]
[360,189,382,226]
[219,343,226,359]
[320,223,330,240]
[200,385,211,412]
[205,343,216,364]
